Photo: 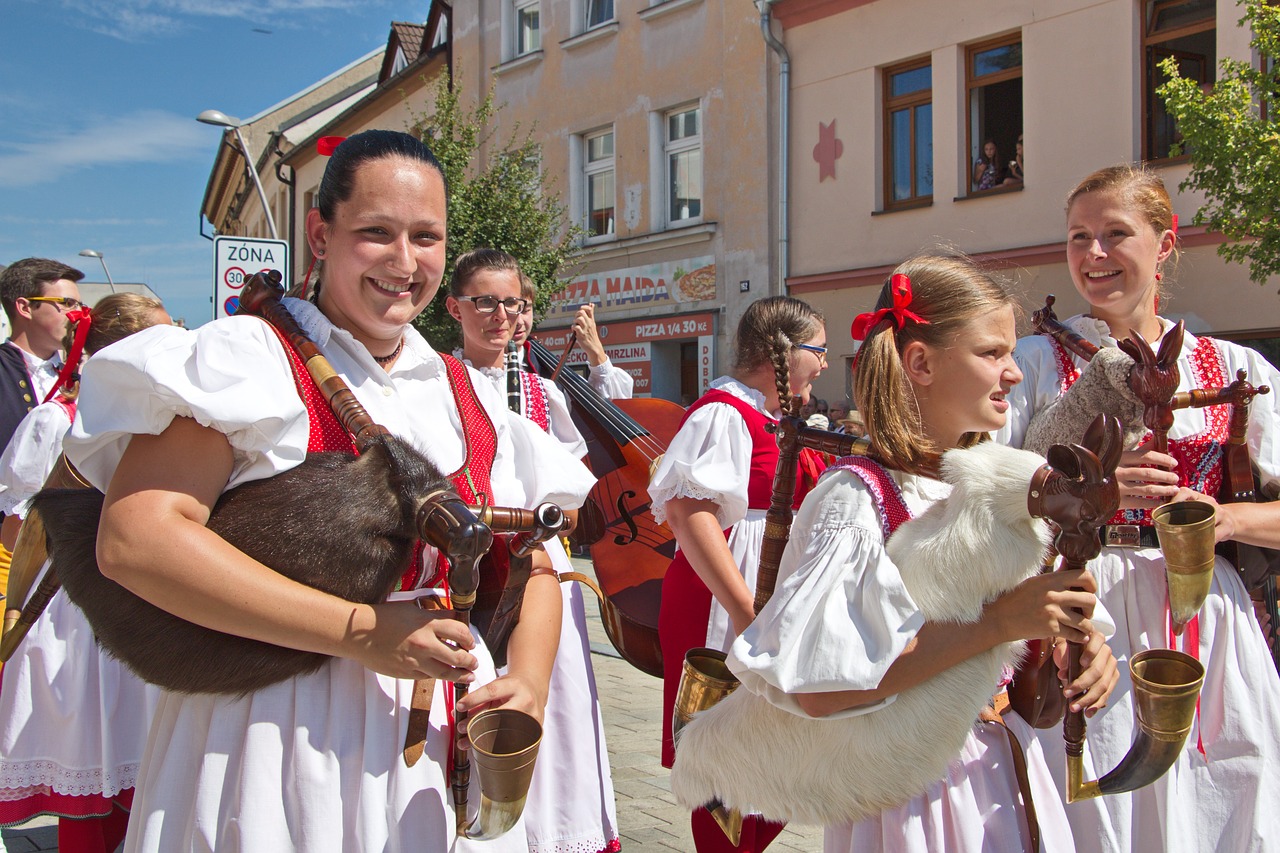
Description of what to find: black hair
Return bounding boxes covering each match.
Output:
[316,130,447,222]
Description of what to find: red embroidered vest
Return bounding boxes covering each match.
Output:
[1053,336,1230,525]
[680,388,825,511]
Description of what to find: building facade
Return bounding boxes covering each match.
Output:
[448,0,779,402]
[772,0,1278,405]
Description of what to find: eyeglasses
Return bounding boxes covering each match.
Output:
[795,342,828,363]
[27,296,85,312]
[456,295,530,315]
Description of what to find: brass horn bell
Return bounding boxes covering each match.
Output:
[672,648,744,845]
[1067,648,1204,802]
[457,708,542,840]
[1153,500,1217,636]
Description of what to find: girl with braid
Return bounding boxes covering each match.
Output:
[650,295,828,853]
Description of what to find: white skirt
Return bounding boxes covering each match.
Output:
[521,541,619,853]
[0,577,159,810]
[1033,547,1280,852]
[122,628,527,853]
[826,712,1075,853]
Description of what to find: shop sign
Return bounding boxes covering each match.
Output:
[547,255,716,318]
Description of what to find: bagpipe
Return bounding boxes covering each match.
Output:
[669,402,1205,843]
[1028,295,1278,670]
[0,271,562,840]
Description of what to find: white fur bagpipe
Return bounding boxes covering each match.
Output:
[669,442,1051,826]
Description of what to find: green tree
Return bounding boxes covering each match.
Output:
[1158,0,1280,286]
[409,72,583,351]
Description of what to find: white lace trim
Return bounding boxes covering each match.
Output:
[528,831,620,853]
[0,760,138,799]
[648,480,732,526]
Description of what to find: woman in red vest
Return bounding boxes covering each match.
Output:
[651,295,827,852]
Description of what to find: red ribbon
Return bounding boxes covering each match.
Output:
[1171,213,1179,239]
[850,273,930,341]
[43,306,93,404]
[317,136,346,156]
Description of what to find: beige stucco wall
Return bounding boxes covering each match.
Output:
[781,0,1280,406]
[451,0,776,380]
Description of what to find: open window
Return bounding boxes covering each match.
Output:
[966,35,1023,193]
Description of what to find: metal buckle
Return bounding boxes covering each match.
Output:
[1103,524,1143,549]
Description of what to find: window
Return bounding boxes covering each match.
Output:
[515,0,540,55]
[883,58,933,208]
[585,130,615,238]
[586,0,614,28]
[966,35,1023,193]
[1144,0,1216,160]
[665,105,702,223]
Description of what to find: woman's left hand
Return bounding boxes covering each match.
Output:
[1055,630,1120,717]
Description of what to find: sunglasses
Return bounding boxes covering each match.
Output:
[27,296,85,312]
[456,295,530,315]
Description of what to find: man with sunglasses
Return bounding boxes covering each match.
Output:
[0,257,83,595]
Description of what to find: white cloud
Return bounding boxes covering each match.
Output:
[0,110,208,188]
[60,0,380,42]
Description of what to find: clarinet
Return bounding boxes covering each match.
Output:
[506,340,522,416]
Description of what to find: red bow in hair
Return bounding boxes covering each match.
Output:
[1171,213,1178,239]
[43,306,93,403]
[317,136,346,156]
[849,273,930,342]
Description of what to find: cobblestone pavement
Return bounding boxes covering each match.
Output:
[0,555,824,852]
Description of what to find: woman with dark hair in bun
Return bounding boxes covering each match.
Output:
[64,130,593,852]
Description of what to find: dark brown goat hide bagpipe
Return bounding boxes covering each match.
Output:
[36,433,459,695]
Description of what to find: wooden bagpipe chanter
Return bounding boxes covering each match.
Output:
[0,271,566,839]
[669,400,1207,838]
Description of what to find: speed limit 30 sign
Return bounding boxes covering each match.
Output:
[213,236,289,320]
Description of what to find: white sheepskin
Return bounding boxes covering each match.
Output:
[669,442,1052,826]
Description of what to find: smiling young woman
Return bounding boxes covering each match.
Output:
[1000,164,1280,853]
[61,130,595,853]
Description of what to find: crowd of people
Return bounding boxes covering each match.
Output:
[0,130,1276,853]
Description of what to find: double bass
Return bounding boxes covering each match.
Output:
[526,338,685,678]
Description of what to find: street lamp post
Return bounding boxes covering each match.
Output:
[78,249,117,294]
[197,109,279,240]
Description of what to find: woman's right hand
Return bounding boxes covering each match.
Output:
[987,567,1098,645]
[1116,447,1180,509]
[349,601,479,683]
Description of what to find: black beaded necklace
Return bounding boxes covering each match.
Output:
[373,337,404,365]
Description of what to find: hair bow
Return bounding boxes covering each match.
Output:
[1171,213,1178,239]
[317,136,346,156]
[849,273,929,342]
[43,306,94,403]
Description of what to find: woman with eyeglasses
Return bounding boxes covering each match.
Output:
[650,295,828,852]
[447,247,621,853]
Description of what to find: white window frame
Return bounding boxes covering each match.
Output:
[515,0,541,56]
[578,128,616,242]
[568,0,616,36]
[586,0,615,29]
[501,0,541,62]
[663,103,702,226]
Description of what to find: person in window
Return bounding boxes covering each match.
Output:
[972,140,1007,192]
[1007,134,1024,185]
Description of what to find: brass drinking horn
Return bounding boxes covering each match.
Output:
[672,648,744,845]
[458,708,543,840]
[1066,648,1204,802]
[1153,500,1217,636]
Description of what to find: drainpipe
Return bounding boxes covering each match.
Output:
[756,0,790,296]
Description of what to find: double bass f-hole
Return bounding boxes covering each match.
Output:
[614,490,642,546]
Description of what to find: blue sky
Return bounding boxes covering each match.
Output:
[1,0,427,327]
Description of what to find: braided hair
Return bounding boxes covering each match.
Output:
[733,296,824,416]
